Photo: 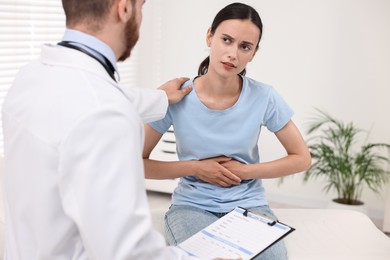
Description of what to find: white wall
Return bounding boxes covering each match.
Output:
[135,0,390,220]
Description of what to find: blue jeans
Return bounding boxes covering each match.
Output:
[164,204,288,260]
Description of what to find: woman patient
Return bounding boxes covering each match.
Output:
[143,3,311,259]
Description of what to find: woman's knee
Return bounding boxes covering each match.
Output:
[164,205,218,245]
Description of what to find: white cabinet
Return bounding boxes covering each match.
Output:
[144,127,179,193]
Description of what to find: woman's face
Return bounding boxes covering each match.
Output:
[207,19,260,77]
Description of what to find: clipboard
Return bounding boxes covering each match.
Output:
[177,207,295,260]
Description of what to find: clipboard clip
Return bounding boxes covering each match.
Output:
[240,207,277,226]
[267,220,276,226]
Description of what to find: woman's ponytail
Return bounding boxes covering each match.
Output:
[198,56,210,76]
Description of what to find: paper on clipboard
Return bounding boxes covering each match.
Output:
[177,207,294,260]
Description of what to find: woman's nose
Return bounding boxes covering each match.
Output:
[227,45,238,61]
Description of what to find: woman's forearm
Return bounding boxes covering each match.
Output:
[143,157,242,187]
[245,153,311,179]
[143,159,196,179]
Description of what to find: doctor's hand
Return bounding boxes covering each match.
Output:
[194,157,241,187]
[158,77,192,104]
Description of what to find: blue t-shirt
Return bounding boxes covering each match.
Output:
[149,76,294,212]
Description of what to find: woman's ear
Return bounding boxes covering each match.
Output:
[117,0,133,23]
[206,28,213,47]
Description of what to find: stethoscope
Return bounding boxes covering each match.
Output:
[57,41,117,82]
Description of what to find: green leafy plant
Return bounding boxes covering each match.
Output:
[304,109,390,205]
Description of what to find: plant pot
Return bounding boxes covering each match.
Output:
[327,198,368,215]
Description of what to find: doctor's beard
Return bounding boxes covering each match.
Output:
[118,9,139,62]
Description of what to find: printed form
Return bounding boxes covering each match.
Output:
[178,207,294,260]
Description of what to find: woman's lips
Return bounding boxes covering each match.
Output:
[222,62,236,70]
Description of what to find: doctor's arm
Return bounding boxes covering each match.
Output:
[143,124,241,187]
[124,77,192,124]
[221,120,312,180]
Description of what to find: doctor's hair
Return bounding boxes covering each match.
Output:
[198,2,263,76]
[62,0,136,31]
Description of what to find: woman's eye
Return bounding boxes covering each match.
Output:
[223,37,231,44]
[242,44,251,51]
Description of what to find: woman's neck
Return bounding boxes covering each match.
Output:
[194,73,242,110]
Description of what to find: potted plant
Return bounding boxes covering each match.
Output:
[304,109,390,207]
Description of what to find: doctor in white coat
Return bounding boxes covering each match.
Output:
[2,0,231,259]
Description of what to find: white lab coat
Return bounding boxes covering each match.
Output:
[2,45,197,259]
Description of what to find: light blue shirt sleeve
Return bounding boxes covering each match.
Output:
[149,105,173,134]
[263,86,294,132]
[149,80,194,134]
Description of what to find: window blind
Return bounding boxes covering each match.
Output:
[0,0,138,155]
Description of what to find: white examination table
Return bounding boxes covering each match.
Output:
[151,208,390,260]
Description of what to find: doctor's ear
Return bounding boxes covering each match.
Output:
[117,0,133,22]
